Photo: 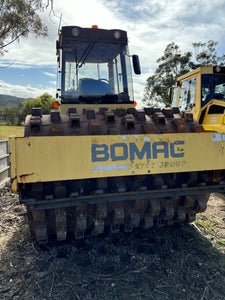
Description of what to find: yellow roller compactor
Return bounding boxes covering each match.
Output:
[171,66,225,132]
[9,26,225,243]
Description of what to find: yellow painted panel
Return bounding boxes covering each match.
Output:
[203,114,223,125]
[9,133,225,190]
[203,124,225,133]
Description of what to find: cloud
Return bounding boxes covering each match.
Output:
[0,60,34,69]
[1,0,225,101]
[3,0,225,67]
[101,0,162,23]
[0,80,55,99]
[43,71,56,78]
[0,60,55,71]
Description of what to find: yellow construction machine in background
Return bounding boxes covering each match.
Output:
[171,66,225,132]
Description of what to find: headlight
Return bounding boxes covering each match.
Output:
[72,27,79,37]
[215,66,221,72]
[114,31,121,39]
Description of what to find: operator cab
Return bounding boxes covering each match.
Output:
[56,26,140,105]
[171,66,225,132]
[172,68,225,111]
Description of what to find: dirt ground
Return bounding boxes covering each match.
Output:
[0,185,224,300]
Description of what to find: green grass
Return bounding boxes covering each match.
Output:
[0,125,24,140]
[217,239,225,246]
[195,215,219,230]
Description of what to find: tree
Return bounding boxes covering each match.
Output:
[23,98,35,116]
[0,0,53,56]
[3,93,55,125]
[4,104,18,125]
[33,93,54,114]
[143,43,193,107]
[193,40,225,66]
[3,101,26,125]
[16,101,25,124]
[143,41,225,107]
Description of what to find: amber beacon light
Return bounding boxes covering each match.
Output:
[52,101,60,108]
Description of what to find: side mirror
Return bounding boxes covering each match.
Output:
[132,55,141,75]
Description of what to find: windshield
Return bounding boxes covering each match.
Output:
[61,42,134,104]
[201,74,225,106]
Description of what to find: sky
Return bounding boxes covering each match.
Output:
[1,0,225,106]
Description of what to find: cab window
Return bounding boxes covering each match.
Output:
[201,74,225,107]
[178,77,196,111]
[171,87,178,107]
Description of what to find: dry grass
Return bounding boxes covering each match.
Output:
[0,125,24,140]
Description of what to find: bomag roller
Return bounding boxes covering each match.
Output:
[9,26,225,243]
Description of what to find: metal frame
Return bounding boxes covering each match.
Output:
[0,140,10,188]
[24,183,225,211]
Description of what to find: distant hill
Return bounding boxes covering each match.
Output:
[0,94,28,107]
